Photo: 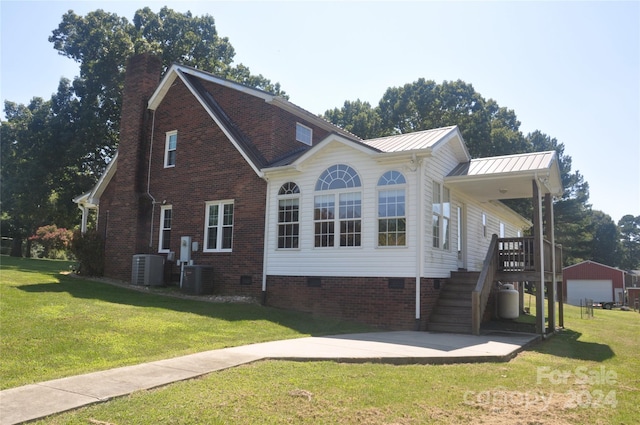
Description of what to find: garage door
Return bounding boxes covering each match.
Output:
[566,279,612,306]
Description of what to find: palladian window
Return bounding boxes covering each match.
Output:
[314,164,362,247]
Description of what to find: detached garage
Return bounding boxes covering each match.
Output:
[563,261,626,306]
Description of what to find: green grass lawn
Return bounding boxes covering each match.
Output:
[0,256,371,389]
[3,256,639,424]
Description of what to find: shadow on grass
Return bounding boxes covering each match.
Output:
[530,328,615,362]
[15,278,372,337]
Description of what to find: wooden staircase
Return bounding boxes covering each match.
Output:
[427,271,480,334]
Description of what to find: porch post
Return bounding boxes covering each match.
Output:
[78,204,89,234]
[545,193,556,333]
[533,179,545,335]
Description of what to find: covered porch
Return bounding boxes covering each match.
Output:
[445,150,564,336]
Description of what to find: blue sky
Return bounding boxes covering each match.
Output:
[1,1,639,223]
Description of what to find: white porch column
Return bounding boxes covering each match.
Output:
[78,204,89,234]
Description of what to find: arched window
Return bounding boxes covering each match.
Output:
[277,182,300,249]
[378,171,407,247]
[314,165,362,247]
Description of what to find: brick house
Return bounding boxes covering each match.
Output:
[76,54,564,332]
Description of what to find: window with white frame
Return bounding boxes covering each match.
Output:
[499,222,505,238]
[378,170,407,247]
[314,164,361,247]
[159,205,172,252]
[295,123,312,145]
[204,200,234,252]
[277,182,300,249]
[482,212,487,238]
[164,131,177,167]
[432,182,450,249]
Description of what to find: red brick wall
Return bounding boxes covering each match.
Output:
[103,54,162,280]
[265,276,444,330]
[198,80,331,163]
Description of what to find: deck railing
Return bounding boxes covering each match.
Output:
[472,235,563,335]
[472,234,499,335]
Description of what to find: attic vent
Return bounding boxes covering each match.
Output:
[296,123,312,146]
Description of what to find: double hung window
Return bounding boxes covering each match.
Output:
[378,171,407,247]
[204,201,234,252]
[432,182,450,250]
[277,182,300,249]
[159,206,172,252]
[164,131,177,167]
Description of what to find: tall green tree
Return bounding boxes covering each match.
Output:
[323,100,382,140]
[527,130,592,265]
[589,210,621,266]
[2,6,285,256]
[618,214,640,270]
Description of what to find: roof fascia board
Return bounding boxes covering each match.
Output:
[269,98,360,140]
[487,200,532,228]
[174,70,264,177]
[430,126,471,160]
[149,64,276,110]
[563,260,624,273]
[148,64,181,110]
[291,134,379,167]
[87,151,118,205]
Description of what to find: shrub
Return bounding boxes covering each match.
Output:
[70,229,104,276]
[29,225,73,259]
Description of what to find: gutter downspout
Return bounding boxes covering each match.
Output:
[415,154,424,330]
[261,175,271,305]
[147,111,159,251]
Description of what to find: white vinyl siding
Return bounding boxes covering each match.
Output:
[265,143,415,277]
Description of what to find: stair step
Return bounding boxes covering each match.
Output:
[430,312,472,322]
[443,282,477,290]
[427,322,472,334]
[437,298,472,307]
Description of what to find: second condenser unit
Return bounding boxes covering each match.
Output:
[181,265,214,295]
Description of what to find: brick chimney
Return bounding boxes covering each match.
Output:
[103,53,162,281]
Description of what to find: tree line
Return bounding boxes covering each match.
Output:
[1,7,638,270]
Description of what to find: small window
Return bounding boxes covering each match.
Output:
[159,206,172,252]
[164,131,177,167]
[278,182,300,249]
[499,222,505,238]
[296,123,312,145]
[432,182,450,250]
[204,200,234,252]
[482,213,487,238]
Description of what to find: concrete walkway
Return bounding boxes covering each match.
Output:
[0,331,538,425]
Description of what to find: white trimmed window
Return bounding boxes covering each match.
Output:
[378,170,407,247]
[482,213,487,238]
[314,164,362,247]
[296,123,312,145]
[204,200,234,252]
[159,205,172,253]
[164,131,177,167]
[277,182,300,249]
[432,182,450,250]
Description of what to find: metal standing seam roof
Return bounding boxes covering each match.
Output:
[361,126,458,152]
[448,151,556,177]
